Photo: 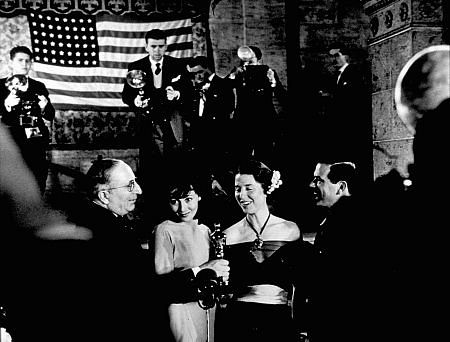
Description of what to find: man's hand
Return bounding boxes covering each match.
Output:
[4,92,20,111]
[199,258,230,282]
[134,95,148,108]
[37,95,48,110]
[166,86,180,101]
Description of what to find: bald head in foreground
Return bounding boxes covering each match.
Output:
[394,44,450,135]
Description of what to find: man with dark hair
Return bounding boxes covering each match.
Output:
[122,28,188,159]
[122,28,190,226]
[0,45,55,193]
[185,55,235,171]
[325,44,371,184]
[308,160,372,342]
[227,45,287,166]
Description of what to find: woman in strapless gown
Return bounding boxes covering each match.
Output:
[215,159,315,342]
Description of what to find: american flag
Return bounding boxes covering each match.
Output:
[27,11,194,111]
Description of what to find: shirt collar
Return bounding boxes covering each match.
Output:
[339,63,349,73]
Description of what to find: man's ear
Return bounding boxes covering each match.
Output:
[98,189,110,205]
[336,181,347,195]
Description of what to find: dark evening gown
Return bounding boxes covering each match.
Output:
[215,240,314,342]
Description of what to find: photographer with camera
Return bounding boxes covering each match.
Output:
[227,46,286,167]
[0,45,55,194]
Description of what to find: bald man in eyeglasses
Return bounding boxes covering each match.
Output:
[64,157,229,341]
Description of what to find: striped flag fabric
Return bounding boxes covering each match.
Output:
[27,11,194,111]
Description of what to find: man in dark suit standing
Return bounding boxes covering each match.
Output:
[122,28,188,158]
[184,56,235,173]
[122,28,189,226]
[0,45,55,194]
[325,45,371,184]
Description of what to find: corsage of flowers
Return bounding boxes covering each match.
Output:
[267,170,282,194]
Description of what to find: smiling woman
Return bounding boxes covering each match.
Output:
[215,158,315,342]
[152,173,215,342]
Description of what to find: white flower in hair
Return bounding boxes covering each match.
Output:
[267,170,283,194]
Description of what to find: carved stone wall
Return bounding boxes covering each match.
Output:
[364,0,445,179]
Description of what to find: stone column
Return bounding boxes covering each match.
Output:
[364,0,445,179]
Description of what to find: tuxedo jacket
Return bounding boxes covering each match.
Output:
[122,55,190,146]
[332,63,365,114]
[184,73,235,122]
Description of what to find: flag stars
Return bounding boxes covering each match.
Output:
[33,30,38,35]
[67,43,72,48]
[40,23,45,28]
[76,52,80,56]
[38,14,43,19]
[43,49,48,53]
[68,52,72,56]
[81,27,86,31]
[46,16,51,20]
[42,40,48,45]
[73,27,78,31]
[74,35,79,40]
[44,57,48,62]
[32,22,36,26]
[82,35,87,40]
[49,25,53,29]
[52,58,56,63]
[68,60,73,65]
[90,35,95,40]
[58,43,63,47]
[76,60,81,65]
[84,60,89,65]
[65,27,70,31]
[58,34,62,39]
[60,60,65,64]
[49,33,54,38]
[63,18,68,22]
[57,26,61,30]
[50,42,55,46]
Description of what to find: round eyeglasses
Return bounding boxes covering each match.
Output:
[108,179,137,192]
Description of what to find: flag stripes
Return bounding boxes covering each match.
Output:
[28,12,194,110]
